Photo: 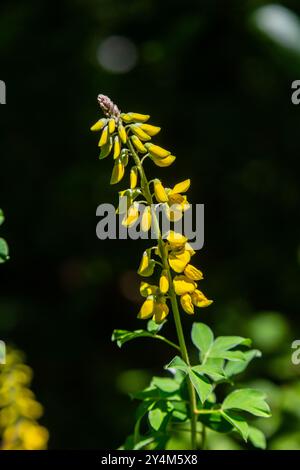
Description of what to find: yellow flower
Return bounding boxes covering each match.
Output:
[154,179,168,203]
[173,275,197,295]
[131,135,147,153]
[166,231,188,249]
[163,179,190,221]
[121,112,150,123]
[110,161,125,185]
[141,206,152,232]
[98,125,109,147]
[130,166,138,189]
[191,289,213,308]
[113,136,121,159]
[184,264,204,281]
[180,293,195,315]
[138,250,155,277]
[90,118,107,131]
[140,282,158,297]
[153,302,169,323]
[151,154,176,167]
[118,123,127,143]
[138,123,161,136]
[131,124,151,141]
[138,296,155,319]
[122,204,139,227]
[159,270,169,294]
[145,143,171,159]
[168,248,191,273]
[108,118,116,133]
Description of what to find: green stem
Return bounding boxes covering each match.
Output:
[128,140,198,450]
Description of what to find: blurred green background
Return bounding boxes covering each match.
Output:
[0,0,300,449]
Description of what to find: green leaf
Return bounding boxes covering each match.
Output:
[148,406,168,431]
[112,329,156,347]
[191,323,214,358]
[222,388,271,418]
[165,356,188,373]
[211,350,246,362]
[221,410,249,441]
[171,401,188,422]
[192,364,226,381]
[248,426,267,449]
[211,336,252,352]
[0,238,9,263]
[188,369,213,403]
[147,319,166,333]
[151,377,180,394]
[225,350,261,377]
[198,410,233,433]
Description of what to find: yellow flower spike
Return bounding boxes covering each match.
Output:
[166,231,188,248]
[153,302,169,324]
[130,166,138,189]
[110,161,125,185]
[140,282,158,297]
[191,289,213,308]
[168,249,191,273]
[108,118,116,133]
[98,125,109,147]
[159,270,169,294]
[122,204,139,227]
[113,135,121,159]
[90,118,107,131]
[184,264,204,281]
[138,296,155,319]
[118,123,127,143]
[170,179,191,195]
[141,206,152,232]
[131,135,147,153]
[154,179,169,203]
[145,143,171,159]
[151,154,176,167]
[131,124,151,141]
[173,275,197,295]
[139,123,161,136]
[180,293,195,315]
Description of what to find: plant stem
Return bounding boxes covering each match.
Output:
[128,140,198,450]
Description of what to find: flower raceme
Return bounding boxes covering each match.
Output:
[91,95,212,323]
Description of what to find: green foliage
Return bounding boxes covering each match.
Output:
[113,322,270,449]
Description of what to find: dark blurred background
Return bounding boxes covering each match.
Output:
[0,0,300,449]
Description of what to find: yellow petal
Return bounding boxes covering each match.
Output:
[191,289,213,308]
[90,118,107,131]
[98,125,109,146]
[159,270,169,294]
[108,118,116,133]
[185,242,196,256]
[170,179,191,195]
[130,166,138,189]
[154,179,168,203]
[138,250,155,277]
[173,275,197,295]
[139,123,161,136]
[145,143,170,159]
[141,206,152,232]
[153,303,169,323]
[166,231,188,248]
[180,293,195,315]
[151,154,176,167]
[131,135,147,153]
[118,124,127,143]
[131,124,151,141]
[140,282,158,298]
[168,249,191,273]
[138,297,155,319]
[113,135,121,159]
[110,161,125,185]
[184,264,204,281]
